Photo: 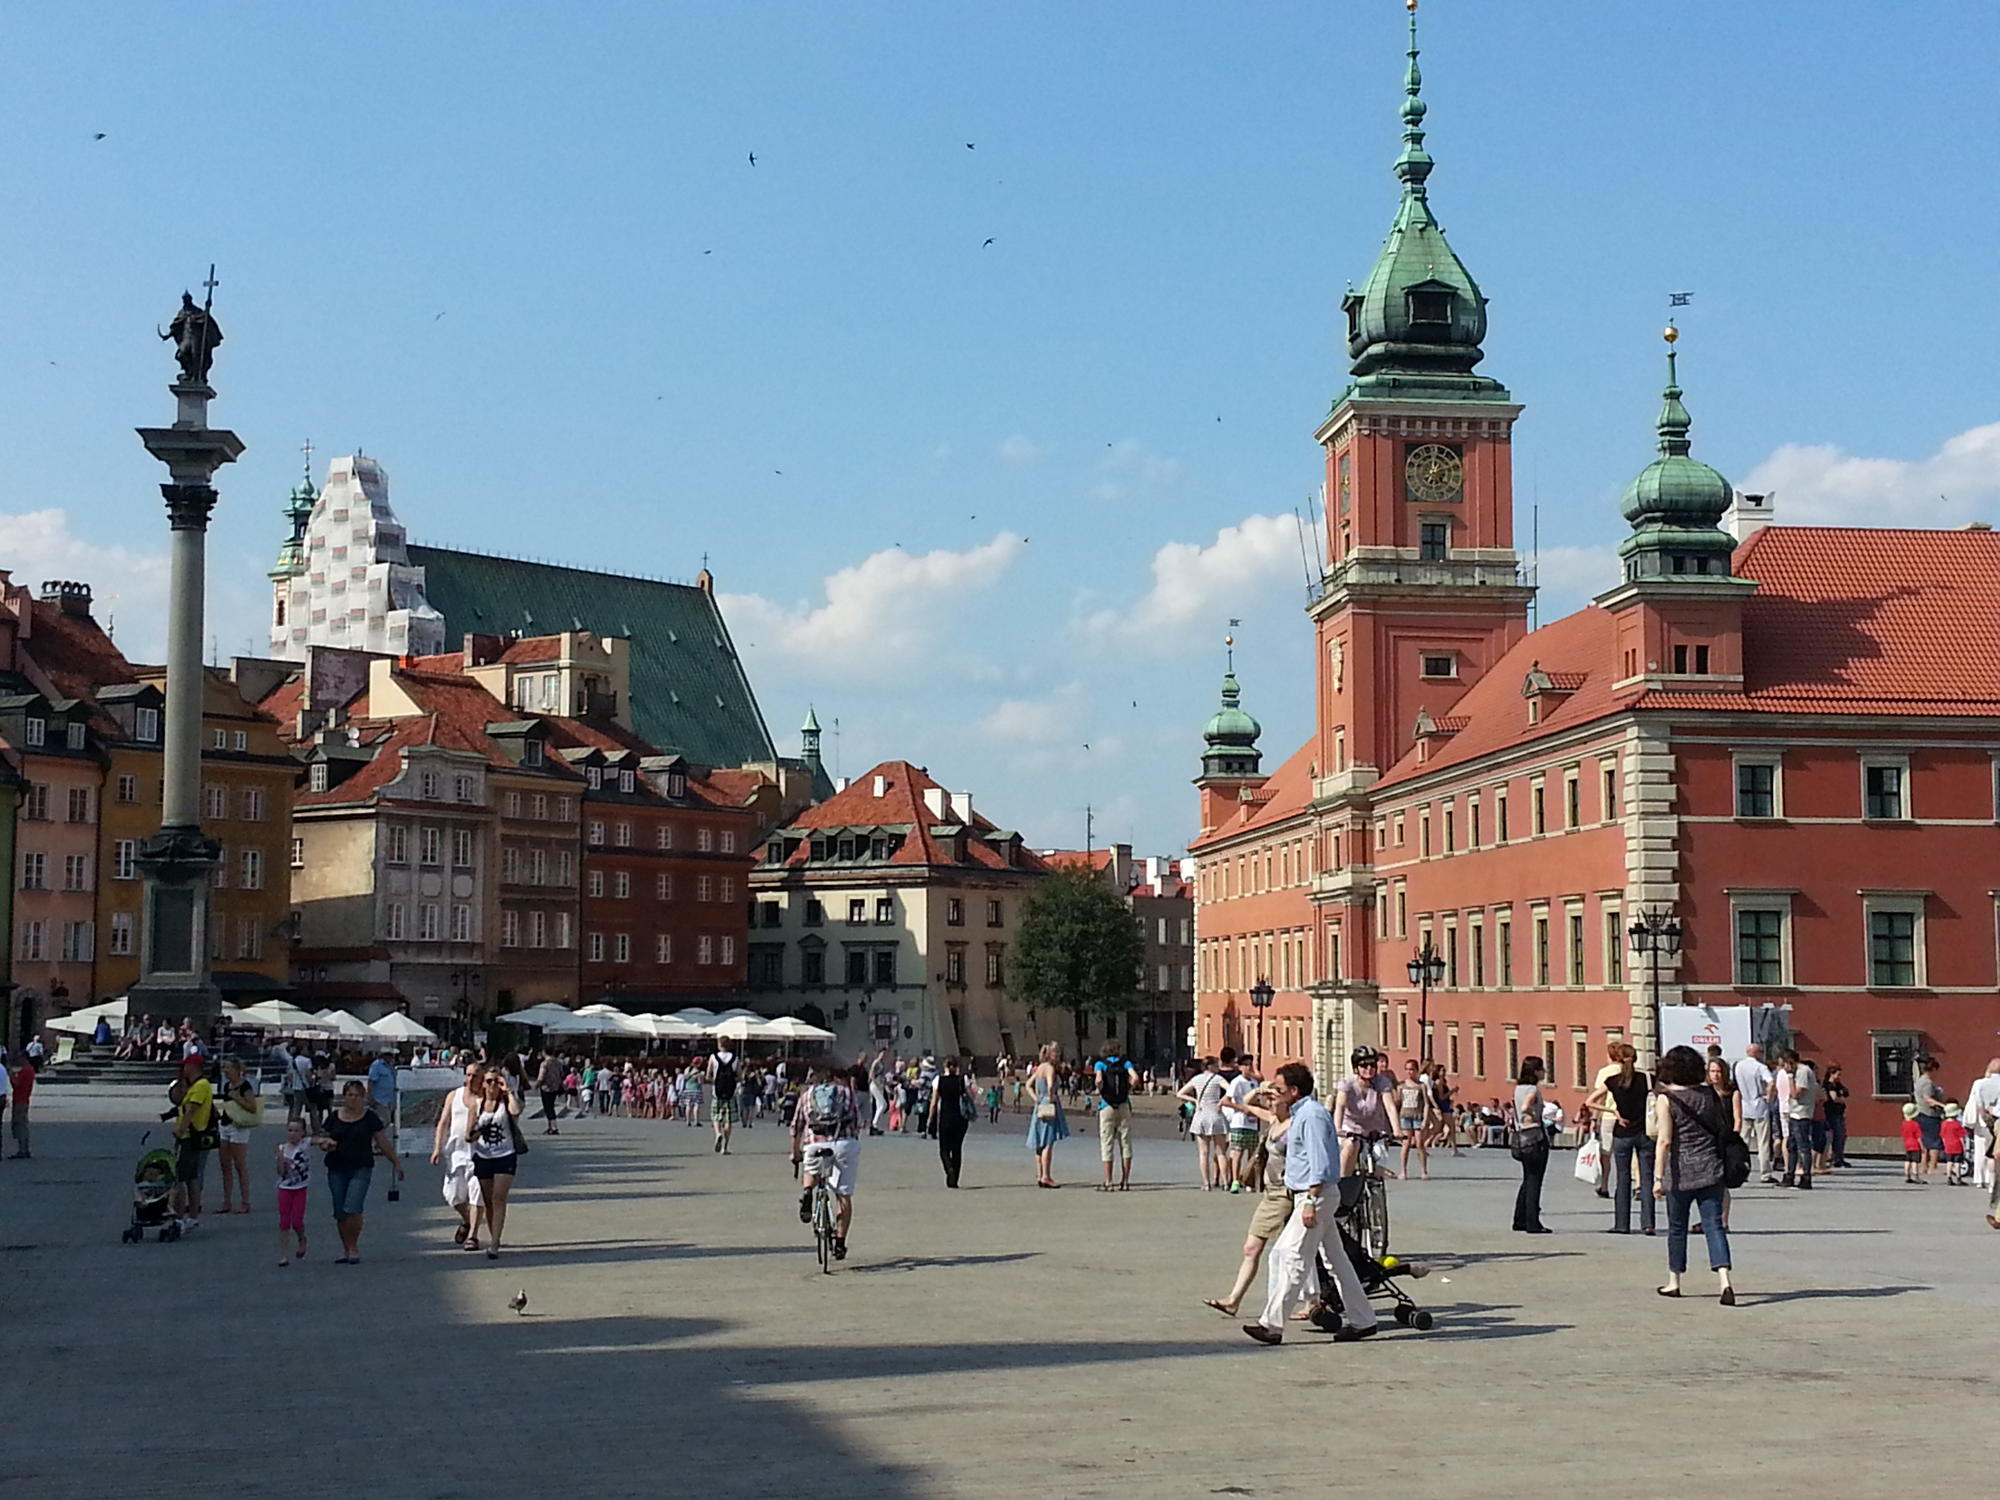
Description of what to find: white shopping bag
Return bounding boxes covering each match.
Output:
[1573,1136,1603,1184]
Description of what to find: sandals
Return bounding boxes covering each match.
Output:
[1201,1299,1238,1316]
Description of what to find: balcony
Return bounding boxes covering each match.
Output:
[1311,866,1375,902]
[1311,766,1379,806]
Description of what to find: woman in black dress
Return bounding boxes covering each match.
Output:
[933,1056,973,1188]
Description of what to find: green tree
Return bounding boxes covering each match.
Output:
[1009,867,1146,1056]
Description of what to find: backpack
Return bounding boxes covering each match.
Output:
[1098,1059,1131,1109]
[805,1082,844,1134]
[713,1054,738,1098]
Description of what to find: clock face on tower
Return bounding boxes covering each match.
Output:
[1404,443,1464,504]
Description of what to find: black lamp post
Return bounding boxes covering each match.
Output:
[1405,942,1445,1062]
[1248,977,1275,1069]
[450,967,481,1048]
[1626,908,1683,1065]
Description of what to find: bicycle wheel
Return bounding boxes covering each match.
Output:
[814,1189,834,1273]
[1363,1177,1391,1260]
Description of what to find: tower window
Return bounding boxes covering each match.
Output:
[1419,521,1450,560]
[1421,654,1457,679]
[1407,286,1455,325]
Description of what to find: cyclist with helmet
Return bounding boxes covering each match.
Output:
[1333,1047,1401,1178]
[791,1062,862,1259]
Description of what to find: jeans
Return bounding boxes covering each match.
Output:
[539,1090,560,1123]
[1781,1119,1814,1186]
[1665,1183,1730,1274]
[326,1165,372,1220]
[1612,1134,1656,1232]
[1513,1146,1548,1230]
[937,1119,967,1186]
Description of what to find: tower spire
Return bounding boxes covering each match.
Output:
[1616,323,1737,581]
[1395,0,1433,205]
[1655,322,1692,456]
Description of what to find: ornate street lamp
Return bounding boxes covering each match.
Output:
[1406,942,1445,1062]
[1627,908,1683,1065]
[1248,977,1275,1070]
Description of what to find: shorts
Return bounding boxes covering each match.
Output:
[712,1098,739,1125]
[1246,1188,1295,1242]
[1905,1149,1922,1163]
[1190,1110,1227,1138]
[1400,1117,1424,1133]
[174,1142,211,1186]
[278,1185,308,1232]
[471,1152,518,1181]
[1097,1104,1133,1162]
[1227,1128,1260,1153]
[219,1124,252,1147]
[1917,1115,1944,1152]
[802,1137,859,1197]
[1945,1152,1966,1168]
[326,1165,372,1219]
[442,1158,484,1209]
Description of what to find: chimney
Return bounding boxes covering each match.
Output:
[922,786,947,821]
[949,790,973,823]
[1144,855,1163,890]
[834,776,850,793]
[1727,492,1775,542]
[871,773,887,799]
[39,580,92,618]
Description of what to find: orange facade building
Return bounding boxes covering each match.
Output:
[1192,15,2000,1148]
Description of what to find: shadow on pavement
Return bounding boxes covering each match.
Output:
[1748,1284,1926,1305]
[847,1252,1039,1274]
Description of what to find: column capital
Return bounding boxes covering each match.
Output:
[161,483,219,531]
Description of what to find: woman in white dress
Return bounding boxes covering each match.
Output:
[1176,1058,1232,1191]
[430,1059,485,1250]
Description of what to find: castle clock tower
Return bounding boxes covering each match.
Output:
[1306,0,1535,1061]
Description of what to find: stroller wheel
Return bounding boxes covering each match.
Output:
[1393,1303,1413,1326]
[1412,1309,1434,1331]
[160,1224,179,1243]
[121,1227,140,1243]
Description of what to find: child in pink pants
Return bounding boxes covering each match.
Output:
[276,1119,311,1265]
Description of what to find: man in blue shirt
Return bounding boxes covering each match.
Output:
[1244,1062,1380,1345]
[366,1053,398,1126]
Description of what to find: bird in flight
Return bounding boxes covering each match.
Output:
[1081,743,1090,751]
[92,132,107,141]
[703,249,712,255]
[433,311,446,321]
[747,151,757,166]
[774,470,784,476]
[982,238,994,248]
[965,142,975,150]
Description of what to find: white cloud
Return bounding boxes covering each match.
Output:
[1081,512,1300,646]
[719,533,1024,678]
[1090,439,1185,502]
[980,683,1082,745]
[997,434,1047,467]
[0,508,172,657]
[1531,543,1620,617]
[1738,421,2000,526]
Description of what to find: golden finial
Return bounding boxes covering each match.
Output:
[1663,321,1679,345]
[1406,0,1418,10]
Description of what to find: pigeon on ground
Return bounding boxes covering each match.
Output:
[508,1289,528,1314]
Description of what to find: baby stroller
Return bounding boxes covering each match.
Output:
[123,1145,182,1243]
[1309,1176,1434,1332]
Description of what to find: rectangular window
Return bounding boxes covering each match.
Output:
[947,897,964,926]
[555,850,572,886]
[656,872,672,900]
[1606,912,1624,985]
[656,825,673,850]
[1573,1032,1590,1088]
[529,848,547,885]
[503,847,522,884]
[1419,809,1432,857]
[135,707,159,742]
[62,853,90,891]
[19,919,43,961]
[1601,765,1617,820]
[587,932,606,962]
[451,828,474,867]
[721,935,735,966]
[420,771,440,800]
[1872,1033,1919,1099]
[802,947,823,984]
[236,917,260,960]
[1868,909,1918,987]
[419,827,442,866]
[454,775,474,803]
[240,787,264,821]
[614,933,631,963]
[502,910,520,948]
[20,852,46,890]
[233,730,249,752]
[528,910,548,948]
[1736,761,1778,818]
[23,719,45,748]
[1505,1033,1520,1081]
[947,947,966,986]
[614,822,632,848]
[417,903,440,941]
[1498,917,1513,987]
[66,787,92,824]
[847,898,866,925]
[1418,523,1449,562]
[1469,921,1485,986]
[872,948,896,985]
[1564,776,1580,830]
[61,920,94,963]
[698,935,715,966]
[451,903,473,942]
[805,898,824,926]
[1534,915,1551,985]
[697,827,714,853]
[656,933,672,963]
[240,849,263,890]
[986,949,1005,987]
[385,903,407,941]
[109,911,135,956]
[1496,789,1509,842]
[213,848,227,889]
[116,773,138,803]
[385,825,408,864]
[505,792,522,818]
[587,870,605,898]
[614,871,630,900]
[987,899,1004,927]
[530,793,548,819]
[113,839,137,880]
[874,896,894,925]
[1864,762,1906,820]
[588,821,606,846]
[720,830,736,854]
[1473,1027,1486,1078]
[697,875,714,903]
[1532,784,1547,835]
[203,784,227,820]
[1736,909,1784,986]
[1567,910,1585,985]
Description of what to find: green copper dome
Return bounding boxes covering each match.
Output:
[270,471,317,580]
[1618,337,1737,579]
[1340,4,1507,400]
[1200,670,1262,780]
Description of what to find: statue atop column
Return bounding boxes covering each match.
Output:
[160,290,223,385]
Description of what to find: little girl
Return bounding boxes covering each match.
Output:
[276,1118,311,1265]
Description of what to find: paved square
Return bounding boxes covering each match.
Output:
[8,1089,1995,1498]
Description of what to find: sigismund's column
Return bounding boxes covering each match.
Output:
[131,280,244,1023]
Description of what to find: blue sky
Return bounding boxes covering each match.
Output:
[4,2,1996,854]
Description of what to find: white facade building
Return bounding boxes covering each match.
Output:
[270,454,444,661]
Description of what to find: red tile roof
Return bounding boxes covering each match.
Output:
[1042,848,1115,874]
[1368,526,2000,792]
[26,600,139,703]
[294,718,432,807]
[777,761,1048,872]
[1191,738,1319,848]
[498,635,565,665]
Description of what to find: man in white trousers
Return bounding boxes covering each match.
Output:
[1965,1058,2000,1191]
[1243,1062,1379,1346]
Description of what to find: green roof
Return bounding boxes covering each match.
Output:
[408,545,777,769]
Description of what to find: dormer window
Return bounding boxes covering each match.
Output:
[1343,294,1361,342]
[1407,285,1455,326]
[586,766,602,790]
[618,769,634,793]
[24,718,44,748]
[66,722,86,750]
[522,740,544,768]
[309,762,329,793]
[136,707,159,742]
[666,770,686,799]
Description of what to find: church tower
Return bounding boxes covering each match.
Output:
[1194,647,1265,838]
[1309,0,1534,788]
[267,447,317,656]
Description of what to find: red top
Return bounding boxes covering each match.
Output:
[1941,1119,1967,1153]
[11,1064,32,1109]
[1901,1118,1924,1151]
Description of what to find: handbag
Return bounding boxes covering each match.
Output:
[1034,1092,1058,1123]
[958,1092,977,1124]
[1508,1124,1548,1161]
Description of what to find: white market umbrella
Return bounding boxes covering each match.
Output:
[369,1012,440,1043]
[761,1016,836,1042]
[544,1010,651,1037]
[494,1002,580,1028]
[240,999,335,1033]
[635,1013,704,1040]
[314,1009,390,1042]
[714,1008,767,1022]
[669,1007,721,1025]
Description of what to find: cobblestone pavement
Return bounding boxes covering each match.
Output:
[6,1090,1995,1498]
